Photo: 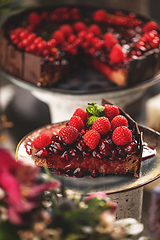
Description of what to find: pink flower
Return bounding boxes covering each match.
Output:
[84,191,117,214]
[0,148,60,225]
[84,192,108,201]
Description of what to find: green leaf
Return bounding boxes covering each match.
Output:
[87,116,99,126]
[0,221,20,240]
[86,103,105,117]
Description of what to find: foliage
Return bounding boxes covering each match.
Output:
[0,148,150,240]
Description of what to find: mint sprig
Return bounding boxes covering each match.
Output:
[86,103,105,126]
[86,103,105,117]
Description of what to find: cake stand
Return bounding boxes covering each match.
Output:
[1,68,160,123]
[16,121,160,222]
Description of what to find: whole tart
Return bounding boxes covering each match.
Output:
[0,5,160,88]
[25,98,143,178]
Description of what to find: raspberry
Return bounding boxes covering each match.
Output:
[47,39,57,48]
[37,40,47,54]
[28,12,41,26]
[111,115,128,131]
[73,21,87,33]
[142,21,158,33]
[104,104,120,121]
[92,117,111,135]
[59,126,78,144]
[52,30,65,45]
[104,32,118,48]
[59,24,73,37]
[109,44,125,64]
[73,108,89,123]
[112,126,132,146]
[83,129,101,149]
[32,133,51,149]
[93,9,107,22]
[69,115,85,131]
[88,24,101,37]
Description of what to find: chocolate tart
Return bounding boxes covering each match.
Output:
[0,5,160,88]
[24,98,143,178]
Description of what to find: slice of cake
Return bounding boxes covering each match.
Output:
[25,98,143,178]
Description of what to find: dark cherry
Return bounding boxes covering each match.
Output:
[99,138,113,156]
[124,140,138,154]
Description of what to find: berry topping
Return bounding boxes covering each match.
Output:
[104,104,120,121]
[109,44,126,64]
[88,24,101,37]
[59,24,73,37]
[73,21,87,33]
[93,9,107,22]
[28,12,41,26]
[99,138,113,155]
[52,30,65,45]
[69,115,85,131]
[111,115,128,131]
[73,108,89,123]
[104,32,118,48]
[47,39,57,48]
[92,117,111,135]
[59,126,78,144]
[32,133,51,149]
[83,129,101,149]
[142,21,158,33]
[124,140,138,154]
[112,126,132,146]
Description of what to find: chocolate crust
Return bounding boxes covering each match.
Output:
[102,98,143,178]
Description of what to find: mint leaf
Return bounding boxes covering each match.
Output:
[87,115,99,126]
[86,103,105,117]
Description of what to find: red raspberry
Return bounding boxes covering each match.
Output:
[28,12,41,26]
[73,21,87,33]
[60,24,73,37]
[109,44,125,64]
[111,115,128,131]
[88,24,101,37]
[73,108,89,123]
[19,30,29,40]
[34,37,42,45]
[28,43,37,53]
[32,133,51,149]
[104,32,118,48]
[59,126,78,144]
[142,21,158,33]
[68,34,77,43]
[52,30,65,45]
[93,9,107,22]
[37,40,47,54]
[112,126,132,146]
[83,129,101,149]
[104,104,120,121]
[27,33,36,43]
[69,115,85,131]
[92,117,111,135]
[47,39,57,48]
